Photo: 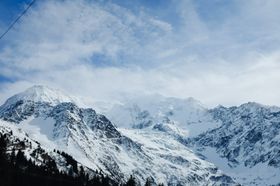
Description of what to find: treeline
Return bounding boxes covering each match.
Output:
[0,133,163,186]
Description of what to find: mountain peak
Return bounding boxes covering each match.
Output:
[2,85,76,107]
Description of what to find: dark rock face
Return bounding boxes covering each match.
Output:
[0,100,121,139]
[132,110,154,129]
[0,100,51,123]
[190,103,280,168]
[210,175,239,186]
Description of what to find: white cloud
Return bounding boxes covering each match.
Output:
[1,0,280,108]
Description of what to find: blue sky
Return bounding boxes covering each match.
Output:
[0,0,280,107]
[0,0,27,23]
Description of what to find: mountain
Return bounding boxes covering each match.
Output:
[105,96,280,186]
[106,94,220,137]
[1,85,76,107]
[0,85,236,186]
[0,122,117,186]
[188,102,280,185]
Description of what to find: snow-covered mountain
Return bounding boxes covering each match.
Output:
[1,85,76,108]
[106,95,220,137]
[104,95,280,186]
[0,85,236,186]
[188,103,280,185]
[0,120,96,177]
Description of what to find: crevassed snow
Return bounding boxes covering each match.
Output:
[106,94,220,136]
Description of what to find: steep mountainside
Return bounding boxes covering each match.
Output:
[188,103,280,185]
[106,96,280,186]
[0,120,96,176]
[0,86,236,186]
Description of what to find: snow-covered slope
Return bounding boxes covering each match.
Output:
[106,95,280,185]
[120,128,235,185]
[188,102,280,185]
[0,86,237,185]
[0,120,95,176]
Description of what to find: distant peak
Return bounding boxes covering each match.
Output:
[24,85,56,95]
[27,85,50,91]
[2,85,76,107]
[240,102,264,108]
[24,85,64,96]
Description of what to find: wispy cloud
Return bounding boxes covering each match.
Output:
[0,0,280,108]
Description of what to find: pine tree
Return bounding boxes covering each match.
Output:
[15,149,26,168]
[102,175,110,186]
[145,177,152,186]
[79,165,85,177]
[10,148,15,165]
[126,175,136,186]
[68,166,74,176]
[0,134,7,167]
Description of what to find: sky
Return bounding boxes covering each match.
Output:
[0,0,280,108]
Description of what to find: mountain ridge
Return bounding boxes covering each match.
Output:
[0,85,237,185]
[1,85,76,108]
[3,85,280,185]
